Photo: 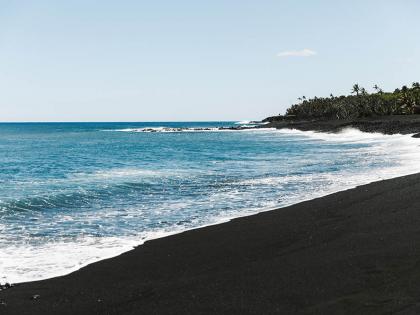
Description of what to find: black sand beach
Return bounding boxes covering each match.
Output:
[2,172,420,314]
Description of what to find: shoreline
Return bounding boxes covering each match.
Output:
[0,173,385,286]
[262,115,420,137]
[3,172,420,314]
[3,127,419,285]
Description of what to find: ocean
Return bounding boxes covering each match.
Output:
[1,121,420,284]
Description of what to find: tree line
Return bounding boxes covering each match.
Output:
[283,82,420,120]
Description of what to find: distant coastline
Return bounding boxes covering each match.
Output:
[261,115,420,137]
[260,82,420,137]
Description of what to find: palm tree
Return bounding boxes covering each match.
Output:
[351,84,360,96]
[399,92,413,114]
[282,82,420,120]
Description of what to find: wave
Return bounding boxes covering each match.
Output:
[276,128,420,175]
[70,168,166,180]
[275,127,415,142]
[105,125,273,133]
[107,127,277,133]
[0,233,171,284]
[3,128,420,284]
[0,192,94,214]
[235,120,251,125]
[0,167,177,215]
[107,127,223,133]
[235,120,269,126]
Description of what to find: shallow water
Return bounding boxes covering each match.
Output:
[1,122,420,283]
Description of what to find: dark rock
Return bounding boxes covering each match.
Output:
[263,115,420,136]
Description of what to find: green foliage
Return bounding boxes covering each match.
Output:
[285,83,420,120]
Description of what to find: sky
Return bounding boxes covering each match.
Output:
[0,0,420,122]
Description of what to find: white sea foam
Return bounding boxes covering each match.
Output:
[109,127,223,133]
[0,232,176,284]
[105,125,273,133]
[235,120,269,126]
[2,128,420,285]
[276,128,420,179]
[275,127,409,142]
[70,168,165,180]
[235,120,251,125]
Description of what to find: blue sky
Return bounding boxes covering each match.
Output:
[1,0,419,121]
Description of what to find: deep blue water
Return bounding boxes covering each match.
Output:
[1,122,419,283]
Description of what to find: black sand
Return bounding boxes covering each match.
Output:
[2,173,420,314]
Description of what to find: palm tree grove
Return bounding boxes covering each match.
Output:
[277,82,420,120]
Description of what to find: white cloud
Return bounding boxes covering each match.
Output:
[277,48,317,57]
[396,57,414,64]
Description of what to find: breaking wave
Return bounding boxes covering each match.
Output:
[2,125,420,284]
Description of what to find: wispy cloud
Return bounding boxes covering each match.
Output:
[277,48,317,58]
[396,57,414,64]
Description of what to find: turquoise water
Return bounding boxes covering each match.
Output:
[1,122,419,283]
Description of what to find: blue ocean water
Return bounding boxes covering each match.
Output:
[1,122,419,283]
